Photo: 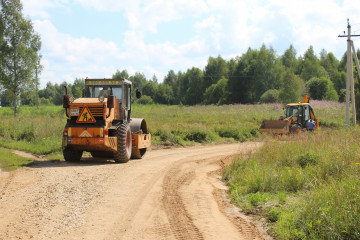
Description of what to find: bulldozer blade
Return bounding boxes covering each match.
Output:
[259,120,290,134]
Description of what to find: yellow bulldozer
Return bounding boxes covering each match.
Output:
[62,78,151,163]
[259,96,319,134]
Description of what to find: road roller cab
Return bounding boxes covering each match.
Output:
[62,78,151,163]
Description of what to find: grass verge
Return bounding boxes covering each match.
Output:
[223,128,360,239]
[0,148,34,171]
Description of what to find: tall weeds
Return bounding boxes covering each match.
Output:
[223,129,360,239]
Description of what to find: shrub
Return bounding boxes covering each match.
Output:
[268,207,281,222]
[248,192,270,206]
[185,129,211,143]
[153,128,182,145]
[216,127,240,140]
[297,152,319,168]
[260,89,279,103]
[136,95,153,104]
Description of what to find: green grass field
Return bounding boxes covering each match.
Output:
[0,101,345,161]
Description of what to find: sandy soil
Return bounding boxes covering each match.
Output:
[0,143,271,240]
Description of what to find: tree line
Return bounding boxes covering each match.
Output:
[10,44,357,105]
[2,44,360,108]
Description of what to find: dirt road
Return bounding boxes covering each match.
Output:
[0,143,268,240]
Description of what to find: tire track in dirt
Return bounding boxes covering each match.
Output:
[162,166,204,240]
[0,172,15,200]
[212,155,273,240]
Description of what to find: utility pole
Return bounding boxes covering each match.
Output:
[339,19,360,127]
[35,63,39,109]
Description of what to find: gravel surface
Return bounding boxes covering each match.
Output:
[0,143,271,240]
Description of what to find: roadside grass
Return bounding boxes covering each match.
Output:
[0,110,65,154]
[0,148,34,171]
[223,128,360,239]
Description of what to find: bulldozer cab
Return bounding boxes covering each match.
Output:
[285,104,314,127]
[84,79,132,121]
[286,105,301,118]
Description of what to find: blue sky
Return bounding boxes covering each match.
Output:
[22,0,360,88]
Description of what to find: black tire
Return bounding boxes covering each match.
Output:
[131,148,147,159]
[113,123,132,163]
[63,149,83,162]
[90,151,114,158]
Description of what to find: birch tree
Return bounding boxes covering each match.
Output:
[0,0,42,116]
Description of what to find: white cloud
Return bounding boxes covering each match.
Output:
[267,0,359,56]
[75,0,208,33]
[22,0,68,18]
[35,20,118,64]
[118,30,207,70]
[22,0,360,88]
[32,20,120,87]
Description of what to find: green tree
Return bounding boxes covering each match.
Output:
[332,70,346,94]
[338,52,347,72]
[129,72,146,89]
[153,84,174,104]
[307,77,338,101]
[171,71,184,104]
[320,50,339,76]
[227,46,278,103]
[281,45,298,72]
[203,77,229,105]
[257,45,279,91]
[184,67,204,105]
[163,70,177,87]
[0,0,42,116]
[38,82,55,102]
[279,70,302,104]
[34,58,43,108]
[142,80,157,99]
[306,77,328,100]
[113,69,129,79]
[71,78,85,98]
[0,89,11,106]
[300,46,328,81]
[260,89,280,103]
[203,55,229,90]
[52,82,69,105]
[128,72,147,99]
[227,49,256,103]
[136,95,153,104]
[151,74,158,84]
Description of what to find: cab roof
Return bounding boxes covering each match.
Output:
[287,103,311,107]
[85,78,132,86]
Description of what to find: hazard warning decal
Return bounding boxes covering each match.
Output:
[76,106,96,123]
[79,130,92,137]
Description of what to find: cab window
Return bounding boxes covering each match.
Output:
[304,105,310,121]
